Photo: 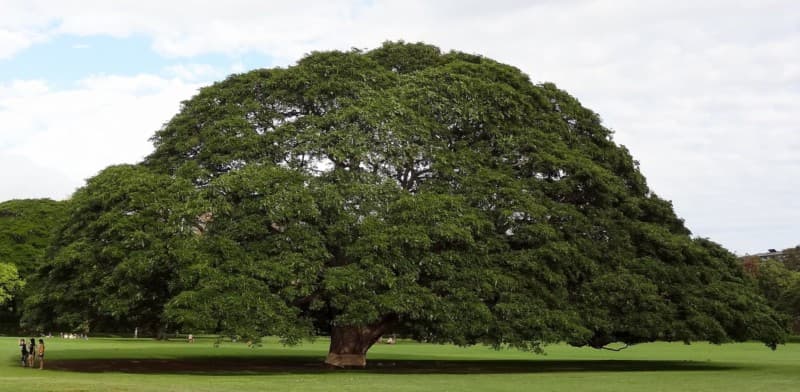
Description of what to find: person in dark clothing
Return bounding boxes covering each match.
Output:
[28,338,36,367]
[19,339,28,367]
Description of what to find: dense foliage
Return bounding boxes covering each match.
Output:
[0,263,23,305]
[30,42,785,365]
[742,246,800,334]
[0,199,66,276]
[0,199,66,331]
[23,166,202,336]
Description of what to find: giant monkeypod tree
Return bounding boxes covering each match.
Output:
[143,42,783,367]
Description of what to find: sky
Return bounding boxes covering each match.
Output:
[0,0,797,255]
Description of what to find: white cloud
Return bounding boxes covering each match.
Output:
[0,0,798,253]
[0,0,359,60]
[0,153,77,200]
[0,28,45,59]
[0,75,202,202]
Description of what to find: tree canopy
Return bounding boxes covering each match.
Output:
[780,246,800,271]
[741,246,800,334]
[0,198,66,331]
[24,165,202,336]
[0,262,23,306]
[32,42,785,366]
[0,198,66,276]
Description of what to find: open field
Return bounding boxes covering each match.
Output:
[1,336,799,391]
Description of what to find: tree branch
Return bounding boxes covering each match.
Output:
[291,290,322,307]
[599,344,630,352]
[269,222,286,233]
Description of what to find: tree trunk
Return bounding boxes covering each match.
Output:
[324,316,395,368]
[149,322,168,340]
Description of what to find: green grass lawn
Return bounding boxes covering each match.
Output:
[1,336,798,391]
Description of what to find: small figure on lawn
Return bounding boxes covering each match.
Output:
[19,339,28,367]
[28,338,36,367]
[37,339,45,369]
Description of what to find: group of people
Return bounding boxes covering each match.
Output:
[59,332,87,340]
[19,338,45,369]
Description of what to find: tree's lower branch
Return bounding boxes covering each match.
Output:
[599,344,630,352]
[291,290,322,307]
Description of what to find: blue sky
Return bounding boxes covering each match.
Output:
[1,34,275,88]
[0,0,798,255]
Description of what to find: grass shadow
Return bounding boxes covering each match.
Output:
[47,356,739,375]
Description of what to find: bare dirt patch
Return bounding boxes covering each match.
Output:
[48,357,323,374]
[46,358,734,375]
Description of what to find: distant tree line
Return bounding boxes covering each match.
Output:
[0,199,66,331]
[741,246,800,333]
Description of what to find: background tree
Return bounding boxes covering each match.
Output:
[25,165,203,337]
[141,42,784,366]
[0,199,66,275]
[781,245,800,271]
[0,198,66,332]
[743,254,800,334]
[0,262,23,305]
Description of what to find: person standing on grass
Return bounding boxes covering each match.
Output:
[28,338,36,367]
[37,339,45,369]
[19,339,28,367]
